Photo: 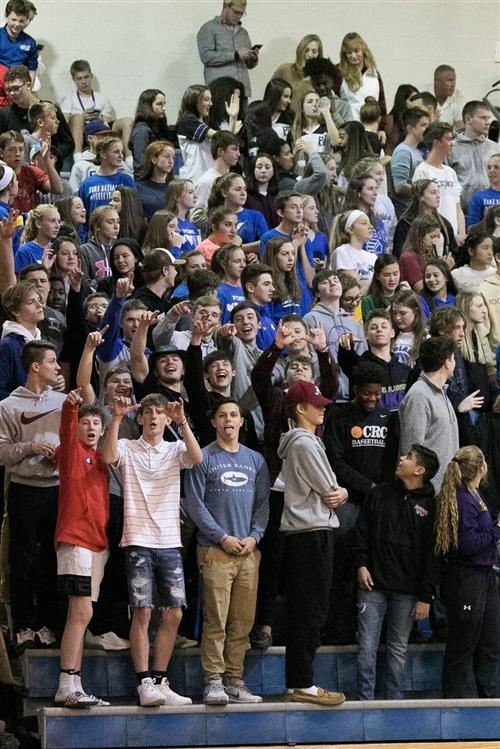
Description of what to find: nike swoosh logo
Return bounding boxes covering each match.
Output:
[20,409,59,425]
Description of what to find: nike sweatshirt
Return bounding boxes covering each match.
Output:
[0,386,65,486]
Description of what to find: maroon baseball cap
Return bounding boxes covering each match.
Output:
[285,381,332,408]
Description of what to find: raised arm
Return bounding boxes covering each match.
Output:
[39,142,63,195]
[101,396,139,465]
[166,400,203,465]
[152,301,191,349]
[130,310,158,383]
[76,329,108,405]
[0,212,20,292]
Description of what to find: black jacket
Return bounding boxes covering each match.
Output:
[338,347,410,412]
[324,401,398,505]
[353,479,440,602]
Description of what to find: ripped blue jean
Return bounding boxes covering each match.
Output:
[124,546,186,609]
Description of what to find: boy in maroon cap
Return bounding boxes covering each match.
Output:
[277,380,347,706]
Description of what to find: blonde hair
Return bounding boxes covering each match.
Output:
[435,446,487,555]
[294,34,324,75]
[291,89,318,146]
[455,292,495,368]
[21,204,59,243]
[329,211,353,254]
[89,205,119,243]
[165,178,193,215]
[339,32,377,92]
[301,194,318,231]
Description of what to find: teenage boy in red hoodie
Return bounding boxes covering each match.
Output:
[54,388,110,708]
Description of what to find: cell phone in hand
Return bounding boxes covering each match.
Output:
[252,44,263,50]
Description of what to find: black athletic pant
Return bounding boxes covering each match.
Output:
[8,482,59,633]
[442,563,500,698]
[255,490,285,629]
[88,492,129,639]
[285,529,334,689]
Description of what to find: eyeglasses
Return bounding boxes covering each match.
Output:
[5,82,26,94]
[342,295,362,306]
[87,302,108,311]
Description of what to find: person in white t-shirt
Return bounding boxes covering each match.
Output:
[330,209,376,293]
[412,122,465,243]
[60,59,132,162]
[432,65,464,129]
[102,393,202,708]
[452,233,495,293]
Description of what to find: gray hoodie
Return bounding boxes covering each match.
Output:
[303,304,367,401]
[278,428,340,533]
[0,386,65,487]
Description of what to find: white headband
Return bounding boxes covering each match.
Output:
[0,165,14,192]
[345,209,367,231]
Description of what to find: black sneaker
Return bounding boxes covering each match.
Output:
[15,628,36,654]
[250,629,272,650]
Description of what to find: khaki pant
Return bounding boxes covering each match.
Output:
[197,546,260,681]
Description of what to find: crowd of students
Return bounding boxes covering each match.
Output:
[0,0,499,712]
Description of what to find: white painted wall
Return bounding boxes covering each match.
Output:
[28,0,500,121]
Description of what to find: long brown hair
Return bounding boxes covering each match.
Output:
[263,237,301,302]
[402,214,441,262]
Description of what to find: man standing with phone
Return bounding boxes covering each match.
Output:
[197,0,259,98]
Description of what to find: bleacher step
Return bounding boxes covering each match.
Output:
[37,698,500,749]
[21,644,445,702]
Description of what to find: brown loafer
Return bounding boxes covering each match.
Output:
[285,687,346,706]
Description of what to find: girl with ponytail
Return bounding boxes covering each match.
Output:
[435,446,500,698]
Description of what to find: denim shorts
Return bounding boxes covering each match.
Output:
[124,546,186,609]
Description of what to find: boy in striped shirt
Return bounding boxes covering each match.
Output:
[102,393,202,707]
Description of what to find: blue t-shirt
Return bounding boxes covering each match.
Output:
[237,208,268,244]
[363,215,387,256]
[78,172,136,216]
[0,26,38,70]
[306,231,328,261]
[170,282,188,301]
[256,305,277,349]
[217,282,245,324]
[269,298,302,323]
[467,188,500,227]
[418,292,456,321]
[14,240,44,273]
[136,179,168,220]
[178,218,202,254]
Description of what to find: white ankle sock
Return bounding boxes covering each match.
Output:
[74,673,83,692]
[58,672,75,694]
[299,685,319,695]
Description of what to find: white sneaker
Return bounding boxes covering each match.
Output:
[174,635,198,649]
[155,678,192,705]
[223,679,262,703]
[35,627,57,647]
[61,691,99,709]
[85,631,130,651]
[137,678,167,707]
[203,680,229,706]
